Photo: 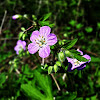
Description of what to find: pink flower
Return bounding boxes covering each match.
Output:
[28,26,57,58]
[66,49,91,71]
[14,40,26,54]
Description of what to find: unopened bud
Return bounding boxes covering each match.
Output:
[48,66,53,74]
[56,61,61,67]
[65,50,71,57]
[58,51,65,62]
[12,14,22,20]
[54,64,58,73]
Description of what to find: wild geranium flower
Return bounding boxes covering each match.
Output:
[66,49,91,71]
[14,40,26,54]
[28,26,57,58]
[12,14,21,20]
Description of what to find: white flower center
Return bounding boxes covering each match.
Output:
[73,59,81,66]
[19,45,23,50]
[35,35,47,47]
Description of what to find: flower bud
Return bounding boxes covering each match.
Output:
[9,61,12,65]
[65,50,71,57]
[44,64,48,69]
[12,14,22,20]
[54,64,58,73]
[58,51,65,62]
[56,61,61,67]
[48,66,53,74]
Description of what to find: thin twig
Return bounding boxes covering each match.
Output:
[25,17,34,23]
[0,37,18,41]
[0,10,7,34]
[51,73,61,91]
[23,25,34,33]
[32,66,38,70]
[75,0,81,21]
[74,45,99,57]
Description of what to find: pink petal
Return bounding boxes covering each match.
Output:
[39,45,50,58]
[77,65,86,70]
[77,49,83,55]
[17,40,22,45]
[30,31,40,42]
[83,54,91,62]
[47,33,57,45]
[22,41,26,46]
[40,26,51,37]
[66,57,73,63]
[28,43,39,54]
[14,45,19,51]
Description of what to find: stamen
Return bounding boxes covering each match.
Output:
[35,36,46,47]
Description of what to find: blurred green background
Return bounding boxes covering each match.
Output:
[0,0,100,100]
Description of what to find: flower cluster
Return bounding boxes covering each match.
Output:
[66,49,91,71]
[14,26,91,72]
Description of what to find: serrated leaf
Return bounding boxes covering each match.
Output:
[21,84,46,100]
[72,53,89,62]
[21,71,53,100]
[39,21,50,26]
[69,50,81,55]
[43,13,51,21]
[49,23,55,27]
[65,39,78,49]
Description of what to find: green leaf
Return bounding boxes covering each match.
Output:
[72,53,89,62]
[97,22,100,29]
[21,71,53,100]
[76,97,83,100]
[22,34,26,40]
[0,73,6,87]
[19,32,23,39]
[76,23,83,29]
[39,21,50,26]
[56,92,77,100]
[43,13,52,21]
[65,39,78,49]
[91,57,100,62]
[69,50,81,55]
[69,20,76,26]
[21,27,25,31]
[85,27,93,33]
[21,84,46,100]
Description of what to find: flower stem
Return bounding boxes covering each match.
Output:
[15,69,20,74]
[50,73,61,91]
[41,58,44,65]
